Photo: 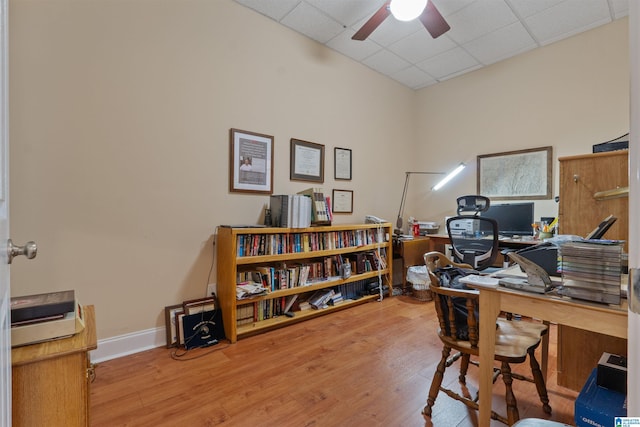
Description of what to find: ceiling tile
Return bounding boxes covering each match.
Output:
[232,0,628,90]
[388,32,458,65]
[524,0,612,45]
[327,29,384,62]
[506,0,566,19]
[446,0,519,45]
[416,47,480,79]
[611,0,629,19]
[391,66,438,90]
[305,0,387,27]
[464,21,537,65]
[233,0,299,21]
[280,2,345,44]
[362,49,411,76]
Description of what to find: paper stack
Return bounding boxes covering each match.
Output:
[559,241,623,304]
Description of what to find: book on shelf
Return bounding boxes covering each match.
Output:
[309,289,336,309]
[283,294,299,313]
[10,290,76,324]
[236,282,268,300]
[270,195,292,228]
[298,187,330,225]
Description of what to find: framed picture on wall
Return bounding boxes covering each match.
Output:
[477,146,552,200]
[334,147,352,180]
[332,189,353,213]
[229,128,274,194]
[290,138,324,183]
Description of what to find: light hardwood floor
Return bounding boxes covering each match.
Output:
[90,295,578,426]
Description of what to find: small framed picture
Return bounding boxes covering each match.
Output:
[290,138,324,183]
[229,128,274,194]
[164,304,183,348]
[334,147,352,180]
[183,296,216,315]
[332,189,353,214]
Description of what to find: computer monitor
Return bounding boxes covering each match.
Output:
[482,202,534,237]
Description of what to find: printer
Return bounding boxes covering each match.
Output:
[515,242,560,277]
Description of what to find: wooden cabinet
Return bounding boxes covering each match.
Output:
[393,236,432,291]
[558,151,628,248]
[11,305,97,426]
[217,224,393,343]
[557,151,628,391]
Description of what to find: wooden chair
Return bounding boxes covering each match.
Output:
[422,251,551,425]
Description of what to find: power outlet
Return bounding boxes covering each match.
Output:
[207,283,216,297]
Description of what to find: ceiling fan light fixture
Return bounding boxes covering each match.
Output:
[390,0,428,22]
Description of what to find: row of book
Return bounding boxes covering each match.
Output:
[10,290,85,347]
[236,280,376,325]
[236,228,388,257]
[270,188,332,228]
[236,249,388,297]
[559,240,623,304]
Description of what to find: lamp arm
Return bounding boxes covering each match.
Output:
[395,171,445,233]
[396,173,411,231]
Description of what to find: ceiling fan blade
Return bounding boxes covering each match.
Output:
[352,1,391,41]
[419,1,450,39]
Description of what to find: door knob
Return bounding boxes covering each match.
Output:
[7,239,37,264]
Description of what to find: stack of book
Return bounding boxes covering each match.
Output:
[10,290,85,347]
[559,241,623,304]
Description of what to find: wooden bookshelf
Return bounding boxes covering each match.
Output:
[216,223,393,342]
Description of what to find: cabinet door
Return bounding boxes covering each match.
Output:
[559,152,628,244]
[557,151,628,391]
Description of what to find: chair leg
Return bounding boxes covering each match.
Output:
[500,362,520,425]
[423,345,452,417]
[528,347,552,414]
[458,353,470,384]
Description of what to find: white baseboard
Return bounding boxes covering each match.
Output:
[90,327,166,363]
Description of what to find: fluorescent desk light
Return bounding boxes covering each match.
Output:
[432,163,465,191]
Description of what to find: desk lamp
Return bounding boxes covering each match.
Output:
[395,163,465,235]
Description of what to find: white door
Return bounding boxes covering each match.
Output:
[0,0,10,424]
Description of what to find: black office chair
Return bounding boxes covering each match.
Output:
[446,195,499,271]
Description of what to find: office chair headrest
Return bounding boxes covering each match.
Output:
[456,195,490,215]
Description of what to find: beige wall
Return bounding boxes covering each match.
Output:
[7,0,629,341]
[8,0,415,339]
[409,18,629,224]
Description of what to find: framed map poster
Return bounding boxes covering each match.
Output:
[477,146,552,200]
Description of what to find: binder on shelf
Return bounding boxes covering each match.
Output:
[270,195,292,227]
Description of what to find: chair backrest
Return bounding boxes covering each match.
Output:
[446,195,499,270]
[424,252,479,346]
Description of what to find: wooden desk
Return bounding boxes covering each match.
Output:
[12,305,97,427]
[471,287,627,426]
[426,234,539,267]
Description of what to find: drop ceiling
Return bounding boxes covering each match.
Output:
[233,0,629,90]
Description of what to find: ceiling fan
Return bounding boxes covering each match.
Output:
[352,0,450,41]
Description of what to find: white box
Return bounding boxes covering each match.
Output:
[11,301,85,347]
